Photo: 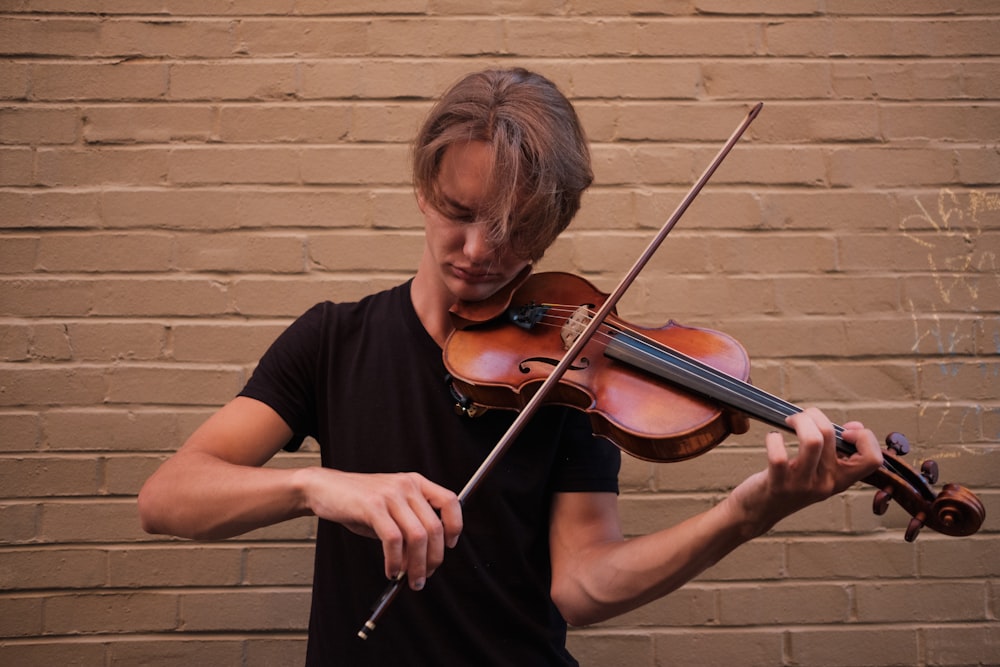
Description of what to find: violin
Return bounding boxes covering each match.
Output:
[444,270,986,542]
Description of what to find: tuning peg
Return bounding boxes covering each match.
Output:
[872,488,892,515]
[920,459,940,485]
[885,432,910,456]
[905,513,926,542]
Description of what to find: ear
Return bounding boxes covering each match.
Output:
[416,191,428,215]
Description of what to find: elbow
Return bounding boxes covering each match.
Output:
[136,478,166,535]
[550,578,610,628]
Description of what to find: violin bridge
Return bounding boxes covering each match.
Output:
[561,305,591,350]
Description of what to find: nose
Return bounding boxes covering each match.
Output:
[463,222,496,264]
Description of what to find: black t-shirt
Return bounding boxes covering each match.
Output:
[239,280,621,666]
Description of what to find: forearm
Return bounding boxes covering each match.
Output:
[138,450,313,540]
[551,493,758,627]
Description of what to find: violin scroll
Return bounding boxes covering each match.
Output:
[866,433,985,542]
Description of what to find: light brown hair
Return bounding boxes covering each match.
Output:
[413,68,593,262]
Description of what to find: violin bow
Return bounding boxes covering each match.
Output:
[357,102,764,640]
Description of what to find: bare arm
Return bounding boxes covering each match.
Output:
[138,396,462,590]
[548,408,884,627]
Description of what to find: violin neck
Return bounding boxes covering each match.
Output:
[603,330,854,456]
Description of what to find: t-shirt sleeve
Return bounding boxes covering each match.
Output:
[549,409,621,494]
[238,303,327,452]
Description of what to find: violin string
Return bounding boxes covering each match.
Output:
[533,303,904,479]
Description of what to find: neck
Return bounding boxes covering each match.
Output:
[410,248,457,348]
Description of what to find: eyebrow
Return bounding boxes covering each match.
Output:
[438,191,476,216]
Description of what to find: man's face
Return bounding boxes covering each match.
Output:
[418,140,531,304]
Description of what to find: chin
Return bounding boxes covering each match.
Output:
[446,275,504,303]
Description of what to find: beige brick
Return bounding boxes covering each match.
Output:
[698,538,785,581]
[109,639,245,667]
[349,102,427,142]
[40,498,148,542]
[635,19,762,57]
[0,148,36,187]
[179,588,311,631]
[218,104,352,143]
[44,591,179,633]
[169,62,298,101]
[832,61,966,100]
[0,411,40,450]
[0,17,102,58]
[31,62,168,101]
[566,631,655,667]
[0,502,41,543]
[785,359,919,403]
[652,630,783,667]
[0,547,107,589]
[788,627,918,667]
[245,544,315,586]
[570,60,701,99]
[0,107,78,145]
[301,145,411,185]
[36,147,170,187]
[957,144,1000,184]
[41,407,204,452]
[105,364,246,406]
[0,641,106,666]
[369,18,506,56]
[923,624,1000,667]
[0,324,29,362]
[704,61,833,99]
[857,580,988,622]
[720,582,852,625]
[83,104,213,144]
[0,235,37,273]
[168,146,302,185]
[101,189,241,230]
[89,277,230,317]
[0,456,102,497]
[882,104,1000,142]
[902,272,1000,313]
[100,18,237,58]
[308,230,422,271]
[0,364,108,406]
[171,321,289,364]
[109,545,244,587]
[786,536,917,578]
[37,232,174,272]
[0,595,44,637]
[236,18,369,58]
[245,638,309,667]
[0,190,102,228]
[175,231,305,273]
[68,321,167,362]
[0,61,30,99]
[919,535,1000,578]
[230,275,403,317]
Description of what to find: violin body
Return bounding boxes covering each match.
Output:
[445,272,751,462]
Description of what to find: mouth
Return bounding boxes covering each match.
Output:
[451,265,497,283]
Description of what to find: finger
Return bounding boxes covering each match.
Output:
[786,408,832,473]
[368,511,406,581]
[434,494,463,549]
[763,429,792,494]
[840,425,884,477]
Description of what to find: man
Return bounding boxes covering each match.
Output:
[139,68,882,665]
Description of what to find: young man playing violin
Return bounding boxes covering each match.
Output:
[139,68,883,665]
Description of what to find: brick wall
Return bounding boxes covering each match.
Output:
[2,3,998,666]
